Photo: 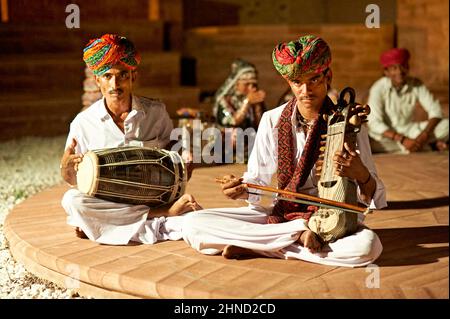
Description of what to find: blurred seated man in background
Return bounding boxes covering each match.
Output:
[367,48,449,153]
[213,59,266,130]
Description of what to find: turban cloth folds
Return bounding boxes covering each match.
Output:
[83,34,141,76]
[380,48,410,69]
[272,35,331,80]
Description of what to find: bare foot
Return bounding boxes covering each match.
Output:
[297,230,322,253]
[75,227,87,239]
[222,245,260,259]
[168,194,203,216]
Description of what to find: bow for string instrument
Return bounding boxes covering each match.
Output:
[307,87,365,243]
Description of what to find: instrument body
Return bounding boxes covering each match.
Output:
[76,146,187,207]
[308,87,362,242]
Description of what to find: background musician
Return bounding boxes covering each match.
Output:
[367,48,449,153]
[213,58,266,130]
[60,34,202,245]
[182,35,387,267]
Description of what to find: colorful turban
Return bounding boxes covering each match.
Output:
[83,34,141,76]
[380,48,410,69]
[272,35,331,81]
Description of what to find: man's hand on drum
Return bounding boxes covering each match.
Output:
[220,174,248,200]
[60,138,83,186]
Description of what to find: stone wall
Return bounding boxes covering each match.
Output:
[397,0,449,86]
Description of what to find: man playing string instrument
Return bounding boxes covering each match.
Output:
[60,34,202,245]
[182,35,387,267]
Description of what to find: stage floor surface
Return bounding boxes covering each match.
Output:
[4,152,449,298]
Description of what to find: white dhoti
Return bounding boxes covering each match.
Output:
[370,118,449,153]
[182,206,383,268]
[61,189,184,245]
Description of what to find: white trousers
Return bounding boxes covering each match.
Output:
[370,118,449,153]
[61,189,184,245]
[182,206,383,268]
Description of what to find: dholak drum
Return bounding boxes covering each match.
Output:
[76,147,187,206]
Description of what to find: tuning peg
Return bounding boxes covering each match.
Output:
[349,114,361,126]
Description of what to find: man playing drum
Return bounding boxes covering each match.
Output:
[182,35,387,267]
[60,34,202,245]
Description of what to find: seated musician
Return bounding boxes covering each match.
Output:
[182,35,387,267]
[213,58,266,130]
[367,48,449,153]
[60,34,202,245]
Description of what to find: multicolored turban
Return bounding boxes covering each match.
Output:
[272,35,331,81]
[83,34,141,76]
[380,48,410,69]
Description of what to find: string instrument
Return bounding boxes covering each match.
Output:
[308,87,365,243]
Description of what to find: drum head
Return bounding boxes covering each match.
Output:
[77,151,99,196]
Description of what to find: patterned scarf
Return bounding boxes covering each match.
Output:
[268,97,333,224]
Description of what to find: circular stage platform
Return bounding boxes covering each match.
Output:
[4,154,449,298]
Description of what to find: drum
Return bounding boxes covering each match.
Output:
[76,147,187,206]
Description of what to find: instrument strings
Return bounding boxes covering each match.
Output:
[321,123,347,206]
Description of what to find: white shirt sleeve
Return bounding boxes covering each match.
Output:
[417,83,443,119]
[156,103,174,149]
[367,80,390,138]
[65,119,87,155]
[242,112,278,204]
[356,124,387,210]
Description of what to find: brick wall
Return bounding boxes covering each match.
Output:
[397,0,449,114]
[184,24,395,108]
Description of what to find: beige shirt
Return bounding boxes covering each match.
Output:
[367,76,443,140]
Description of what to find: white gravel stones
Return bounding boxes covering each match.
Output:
[0,136,85,299]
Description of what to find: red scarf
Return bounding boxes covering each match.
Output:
[268,97,333,224]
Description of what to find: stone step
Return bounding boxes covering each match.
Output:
[7,0,151,23]
[0,86,201,140]
[0,90,82,141]
[0,52,183,90]
[0,21,164,54]
[184,24,395,108]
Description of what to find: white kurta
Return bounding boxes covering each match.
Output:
[182,103,387,267]
[62,95,182,245]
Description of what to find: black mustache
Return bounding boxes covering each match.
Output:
[108,89,123,94]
